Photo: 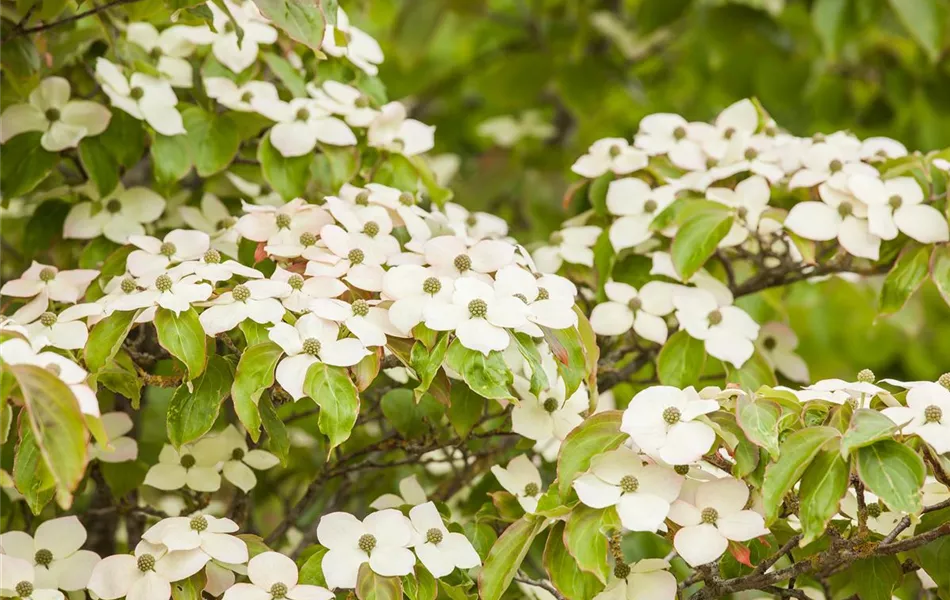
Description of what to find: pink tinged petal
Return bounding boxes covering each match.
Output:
[276,354,320,401]
[716,510,767,542]
[590,302,633,336]
[837,216,880,260]
[674,524,728,567]
[616,493,671,532]
[88,555,140,599]
[659,421,715,465]
[322,548,365,589]
[783,202,840,241]
[36,515,86,558]
[368,547,415,577]
[127,571,172,600]
[894,204,950,243]
[200,532,248,564]
[573,473,621,509]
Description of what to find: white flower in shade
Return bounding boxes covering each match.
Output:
[322,8,384,76]
[307,80,379,127]
[882,382,950,453]
[310,298,398,348]
[370,475,428,510]
[593,559,677,600]
[0,338,100,416]
[860,137,907,161]
[226,172,284,206]
[491,455,544,513]
[0,516,100,591]
[429,277,528,355]
[621,386,718,465]
[368,102,435,156]
[214,425,280,492]
[0,555,64,600]
[571,138,648,178]
[634,113,708,167]
[90,412,139,463]
[87,540,209,600]
[126,23,200,87]
[94,58,184,136]
[204,78,279,113]
[756,322,809,383]
[476,111,555,148]
[923,477,950,507]
[269,267,345,313]
[339,184,431,247]
[787,142,877,189]
[207,0,278,73]
[0,261,98,323]
[127,229,211,278]
[673,288,759,368]
[254,97,356,158]
[268,314,369,401]
[589,281,675,344]
[236,199,332,245]
[144,443,224,492]
[110,271,212,316]
[573,446,683,532]
[317,510,415,590]
[605,179,674,252]
[64,186,167,244]
[667,477,768,567]
[424,235,515,281]
[531,226,602,273]
[493,265,577,331]
[0,77,111,151]
[179,193,240,258]
[223,552,333,600]
[142,515,248,564]
[511,355,587,443]
[21,303,101,351]
[382,265,456,335]
[706,175,771,247]
[839,490,909,537]
[848,175,950,244]
[408,502,481,578]
[198,279,290,335]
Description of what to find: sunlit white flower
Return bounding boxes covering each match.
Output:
[95,58,184,136]
[593,559,677,600]
[674,288,759,368]
[571,138,648,178]
[199,279,290,335]
[0,261,98,322]
[756,322,808,383]
[88,540,209,600]
[368,102,434,156]
[0,77,110,151]
[437,202,509,242]
[214,425,280,492]
[605,179,674,251]
[236,199,331,244]
[310,298,398,348]
[382,265,456,335]
[254,97,356,157]
[313,223,394,292]
[860,137,907,161]
[223,552,333,600]
[429,277,528,354]
[0,556,64,600]
[127,229,210,278]
[204,78,279,113]
[491,455,544,513]
[64,186,167,244]
[322,8,384,76]
[110,271,212,316]
[226,172,284,206]
[622,386,718,465]
[512,355,587,443]
[493,265,576,332]
[308,80,379,127]
[20,303,101,351]
[206,0,278,73]
[424,235,515,282]
[317,510,415,589]
[408,502,481,577]
[143,514,247,564]
[126,23,201,87]
[849,175,949,244]
[787,142,877,189]
[532,226,602,273]
[0,516,100,591]
[268,267,345,313]
[882,382,950,453]
[790,378,884,407]
[0,337,100,416]
[144,442,224,492]
[370,475,428,510]
[589,280,675,344]
[89,412,139,463]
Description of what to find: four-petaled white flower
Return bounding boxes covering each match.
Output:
[368,102,435,156]
[127,229,211,278]
[126,23,202,88]
[223,552,333,600]
[21,303,101,351]
[0,261,98,324]
[0,516,100,591]
[309,298,397,348]
[849,174,950,244]
[784,177,881,260]
[63,185,167,244]
[95,58,184,136]
[840,490,909,537]
[235,199,331,244]
[621,386,718,465]
[571,138,648,178]
[269,266,346,313]
[673,288,759,368]
[491,455,544,513]
[493,265,577,332]
[308,80,379,127]
[315,223,395,292]
[370,474,428,510]
[144,442,224,492]
[882,382,950,453]
[592,559,677,600]
[205,0,278,73]
[382,265,456,335]
[111,271,212,316]
[204,78,280,113]
[707,175,771,247]
[787,142,877,189]
[322,8,385,76]
[408,502,481,578]
[214,425,280,492]
[88,540,209,600]
[317,509,415,589]
[142,514,248,565]
[589,280,675,344]
[605,179,675,252]
[254,97,356,158]
[756,322,809,383]
[424,236,515,281]
[0,556,65,600]
[0,77,111,151]
[532,226,602,273]
[429,277,528,355]
[199,279,290,335]
[512,355,587,445]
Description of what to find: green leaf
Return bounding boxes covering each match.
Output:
[13,421,56,515]
[544,521,605,600]
[464,522,498,561]
[448,382,483,438]
[78,136,119,197]
[356,563,402,600]
[762,426,840,524]
[171,571,207,600]
[588,173,612,217]
[99,110,146,168]
[10,364,89,508]
[260,393,290,464]
[879,244,930,315]
[380,389,441,439]
[411,334,449,396]
[478,517,546,600]
[736,396,782,458]
[563,505,620,583]
[402,567,437,600]
[155,308,207,380]
[557,411,627,499]
[298,547,328,586]
[231,341,283,440]
[726,351,777,390]
[258,131,311,200]
[167,356,233,447]
[840,409,899,457]
[888,0,941,62]
[303,362,360,451]
[670,204,733,280]
[252,0,330,49]
[850,556,903,600]
[932,244,950,307]
[151,132,193,183]
[0,132,57,197]
[657,330,706,387]
[541,325,587,398]
[856,440,925,514]
[812,0,848,55]
[84,310,139,373]
[798,450,850,545]
[23,199,69,258]
[511,333,550,396]
[262,52,308,96]
[182,107,241,176]
[445,340,512,400]
[100,460,149,498]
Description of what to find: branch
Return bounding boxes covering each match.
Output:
[514,575,566,600]
[8,0,146,38]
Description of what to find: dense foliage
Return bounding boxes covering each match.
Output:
[1,1,949,600]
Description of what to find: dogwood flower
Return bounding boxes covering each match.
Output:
[381,265,456,335]
[206,0,278,73]
[408,502,481,577]
[428,277,528,354]
[0,516,100,591]
[178,193,240,257]
[21,303,101,351]
[110,271,212,316]
[491,455,544,513]
[269,314,369,400]
[223,552,333,600]
[532,226,602,273]
[589,281,675,344]
[0,555,65,600]
[308,224,391,292]
[605,179,675,251]
[267,267,344,313]
[127,229,211,278]
[310,298,397,348]
[64,186,167,244]
[87,540,209,600]
[493,265,577,331]
[0,338,100,416]
[144,443,224,492]
[673,288,759,368]
[840,491,909,537]
[126,23,200,87]
[89,412,139,463]
[142,515,247,564]
[308,80,379,127]
[254,97,356,157]
[511,357,587,444]
[0,77,111,151]
[317,510,415,589]
[787,142,877,189]
[235,199,331,244]
[573,446,683,532]
[214,426,280,492]
[0,261,98,323]
[593,559,677,600]
[368,102,435,156]
[882,382,950,453]
[621,386,718,465]
[790,378,885,407]
[706,175,771,247]
[322,8,384,76]
[437,202,509,242]
[848,175,950,244]
[198,279,290,335]
[95,58,184,136]
[424,236,515,281]
[668,477,768,566]
[860,137,907,161]
[204,78,280,113]
[370,475,428,510]
[571,138,648,178]
[756,322,809,383]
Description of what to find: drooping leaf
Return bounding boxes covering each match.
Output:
[657,330,706,387]
[0,132,57,197]
[448,383,483,438]
[259,393,290,463]
[879,243,930,315]
[78,136,120,197]
[888,0,941,62]
[849,555,903,600]
[544,521,605,599]
[13,421,56,515]
[511,332,550,396]
[84,309,139,373]
[411,334,449,396]
[478,517,546,600]
[736,396,782,458]
[167,356,233,447]
[303,362,360,451]
[356,562,402,600]
[840,409,899,457]
[154,307,207,380]
[762,426,840,524]
[798,449,850,544]
[444,340,512,400]
[231,341,283,440]
[932,244,950,306]
[563,505,620,583]
[541,324,587,398]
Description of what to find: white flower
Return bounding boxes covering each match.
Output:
[491,455,544,513]
[235,199,331,244]
[307,80,379,127]
[849,175,950,244]
[882,382,950,453]
[127,229,211,278]
[531,226,602,273]
[860,137,907,161]
[706,175,771,247]
[424,235,515,281]
[268,267,345,313]
[573,446,683,532]
[571,138,648,178]
[673,288,759,368]
[87,540,209,600]
[668,477,768,566]
[214,425,280,492]
[370,475,428,510]
[63,186,167,245]
[477,111,555,147]
[207,0,278,73]
[589,281,675,344]
[310,298,398,348]
[254,97,356,158]
[605,179,674,251]
[0,556,64,600]
[174,250,262,284]
[437,202,509,242]
[649,251,734,306]
[322,196,401,262]
[316,510,415,589]
[382,265,456,335]
[408,502,481,578]
[126,23,200,88]
[0,261,98,323]
[322,8,384,76]
[368,102,434,156]
[95,58,184,136]
[0,516,100,591]
[21,303,101,351]
[110,271,212,316]
[268,314,369,401]
[223,552,333,600]
[787,142,877,189]
[493,265,577,331]
[143,514,248,564]
[592,559,677,600]
[840,491,910,537]
[0,338,100,415]
[512,355,587,443]
[756,322,809,383]
[144,442,224,492]
[179,193,241,258]
[0,77,110,151]
[204,78,279,112]
[198,279,290,335]
[621,386,718,465]
[90,412,139,463]
[430,277,528,355]
[790,378,884,407]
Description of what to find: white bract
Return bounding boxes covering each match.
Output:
[589,280,675,344]
[95,58,184,136]
[368,102,435,156]
[605,179,675,251]
[0,261,98,323]
[142,515,248,564]
[0,556,64,600]
[0,338,100,416]
[430,277,528,355]
[571,138,648,178]
[89,412,139,463]
[382,265,456,335]
[849,175,950,244]
[110,271,212,316]
[532,227,602,273]
[64,186,167,244]
[621,386,718,465]
[21,303,101,351]
[322,8,384,76]
[87,540,209,600]
[223,552,333,600]
[491,455,544,513]
[254,97,356,158]
[126,23,201,88]
[317,509,415,589]
[757,322,809,383]
[784,178,881,260]
[408,502,481,577]
[370,474,428,510]
[199,279,290,335]
[206,0,278,73]
[214,426,280,492]
[0,77,111,151]
[673,288,759,368]
[144,442,224,492]
[0,516,100,591]
[882,382,950,453]
[127,229,211,278]
[592,559,677,600]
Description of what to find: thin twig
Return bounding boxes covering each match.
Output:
[9,0,146,37]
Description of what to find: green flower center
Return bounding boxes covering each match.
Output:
[514,293,528,303]
[348,248,365,265]
[39,267,56,282]
[155,274,173,292]
[159,242,177,257]
[888,195,902,209]
[121,277,137,293]
[620,475,639,494]
[190,515,208,531]
[723,127,736,140]
[240,91,253,103]
[130,86,145,100]
[295,108,310,121]
[425,528,443,545]
[673,126,687,140]
[34,548,53,567]
[399,192,415,206]
[536,287,549,301]
[763,336,776,351]
[454,254,472,272]
[288,274,304,290]
[549,232,564,245]
[180,454,196,468]
[837,202,853,217]
[468,298,487,318]
[107,199,123,213]
[613,563,631,579]
[465,214,478,227]
[45,364,61,376]
[302,337,322,356]
[204,249,222,264]
[866,503,882,518]
[828,159,843,173]
[924,405,942,423]
[355,95,370,108]
[39,312,57,327]
[627,297,642,311]
[744,147,758,160]
[523,482,539,497]
[276,213,292,229]
[643,199,658,214]
[231,448,245,460]
[856,368,875,383]
[701,507,718,524]
[358,534,376,553]
[355,191,370,206]
[939,373,950,390]
[362,221,380,238]
[707,310,723,326]
[216,216,236,229]
[137,553,156,572]
[270,583,288,599]
[46,108,62,123]
[608,144,622,158]
[299,232,317,247]
[543,397,559,413]
[233,284,251,302]
[662,406,681,425]
[423,277,441,295]
[705,157,718,169]
[673,465,690,475]
[352,299,370,317]
[16,581,34,597]
[736,206,748,220]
